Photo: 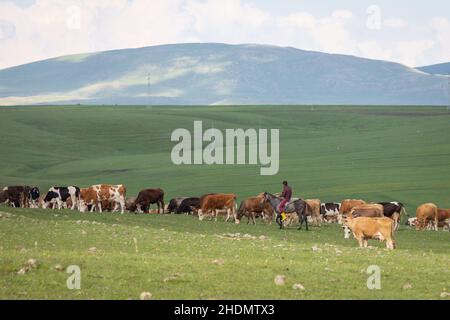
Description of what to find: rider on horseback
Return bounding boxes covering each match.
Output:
[279,181,292,222]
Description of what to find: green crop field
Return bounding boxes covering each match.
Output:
[0,105,449,299]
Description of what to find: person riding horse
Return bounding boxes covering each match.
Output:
[279,181,292,222]
[263,191,310,230]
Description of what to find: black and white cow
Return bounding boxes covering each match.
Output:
[29,187,40,208]
[320,202,341,223]
[378,202,407,230]
[43,186,80,210]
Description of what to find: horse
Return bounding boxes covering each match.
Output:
[263,192,311,230]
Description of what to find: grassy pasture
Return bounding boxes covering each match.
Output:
[0,208,449,300]
[0,105,449,299]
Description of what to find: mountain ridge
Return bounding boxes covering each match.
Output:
[0,43,447,106]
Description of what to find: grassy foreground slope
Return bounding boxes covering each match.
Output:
[0,208,449,299]
[0,105,449,210]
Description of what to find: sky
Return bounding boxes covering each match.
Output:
[0,0,449,69]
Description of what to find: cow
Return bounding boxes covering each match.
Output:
[79,187,100,212]
[43,186,80,210]
[28,187,40,208]
[236,195,274,225]
[416,203,438,231]
[340,199,366,214]
[167,197,188,214]
[78,184,126,213]
[129,188,164,214]
[378,202,407,231]
[343,216,396,250]
[198,193,237,222]
[341,204,385,238]
[125,197,136,212]
[350,204,384,218]
[0,186,32,208]
[305,199,322,226]
[175,197,201,215]
[339,199,366,223]
[320,202,341,223]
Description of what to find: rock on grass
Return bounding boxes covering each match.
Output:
[292,283,305,290]
[140,292,152,300]
[274,275,286,286]
[402,283,413,290]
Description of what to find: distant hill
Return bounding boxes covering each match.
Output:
[0,43,447,106]
[416,62,450,76]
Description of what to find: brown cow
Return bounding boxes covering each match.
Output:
[198,193,237,222]
[0,186,31,208]
[130,188,164,214]
[340,199,367,215]
[349,203,384,218]
[79,188,99,212]
[236,194,274,225]
[416,203,438,231]
[339,199,367,223]
[305,199,321,226]
[344,216,396,250]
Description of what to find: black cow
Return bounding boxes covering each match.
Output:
[176,197,201,214]
[167,197,188,213]
[43,186,80,210]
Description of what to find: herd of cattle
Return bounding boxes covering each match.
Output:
[1,184,449,250]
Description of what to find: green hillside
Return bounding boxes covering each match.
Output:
[0,105,449,210]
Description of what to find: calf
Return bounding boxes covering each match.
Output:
[344,216,396,250]
[43,186,80,210]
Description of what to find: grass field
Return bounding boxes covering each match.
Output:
[0,207,449,299]
[0,105,449,299]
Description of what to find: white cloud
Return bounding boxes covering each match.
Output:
[0,0,447,69]
[383,17,408,28]
[357,41,393,61]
